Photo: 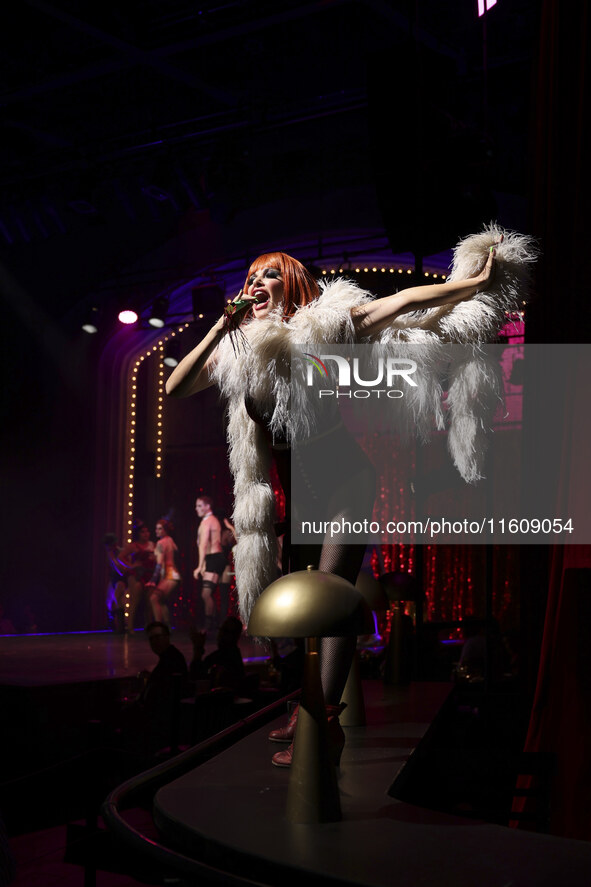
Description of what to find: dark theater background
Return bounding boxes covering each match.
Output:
[1,1,590,885]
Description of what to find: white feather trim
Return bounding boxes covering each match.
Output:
[379,223,537,344]
[212,227,536,621]
[446,351,504,483]
[213,278,372,624]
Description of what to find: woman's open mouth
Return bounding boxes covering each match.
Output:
[253,300,269,311]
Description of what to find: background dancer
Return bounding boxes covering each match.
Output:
[194,495,225,635]
[148,519,180,628]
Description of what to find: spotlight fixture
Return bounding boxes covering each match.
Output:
[118,308,138,325]
[148,295,169,328]
[163,340,181,368]
[82,306,99,334]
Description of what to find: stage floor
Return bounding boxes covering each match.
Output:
[153,681,591,887]
[0,629,266,687]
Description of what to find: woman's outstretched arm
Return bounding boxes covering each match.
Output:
[165,293,256,397]
[352,244,497,338]
[165,318,225,397]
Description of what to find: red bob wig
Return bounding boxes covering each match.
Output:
[243,252,319,319]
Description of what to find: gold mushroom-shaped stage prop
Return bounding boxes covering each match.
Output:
[248,566,374,824]
[340,571,389,727]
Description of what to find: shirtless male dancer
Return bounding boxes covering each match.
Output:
[194,496,225,634]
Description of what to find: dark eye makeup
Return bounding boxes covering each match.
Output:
[248,268,282,284]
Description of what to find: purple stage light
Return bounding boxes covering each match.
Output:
[478,0,497,15]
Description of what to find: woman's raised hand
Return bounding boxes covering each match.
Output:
[214,289,256,332]
[469,234,504,289]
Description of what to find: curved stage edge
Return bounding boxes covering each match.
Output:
[104,681,591,887]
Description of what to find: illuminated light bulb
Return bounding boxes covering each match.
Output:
[372,267,377,272]
[407,269,412,274]
[118,309,138,325]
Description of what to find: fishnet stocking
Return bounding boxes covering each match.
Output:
[318,538,366,707]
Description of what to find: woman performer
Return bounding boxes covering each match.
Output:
[147,518,181,628]
[120,521,156,632]
[166,226,535,766]
[218,517,237,621]
[103,532,129,633]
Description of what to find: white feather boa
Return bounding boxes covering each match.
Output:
[212,224,537,622]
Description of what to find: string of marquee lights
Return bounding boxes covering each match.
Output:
[155,342,165,479]
[125,322,191,543]
[320,264,447,280]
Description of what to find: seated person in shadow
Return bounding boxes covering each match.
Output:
[454,617,507,685]
[189,616,249,694]
[120,621,188,753]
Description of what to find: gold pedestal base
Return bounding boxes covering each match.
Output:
[286,646,341,823]
[340,650,366,727]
